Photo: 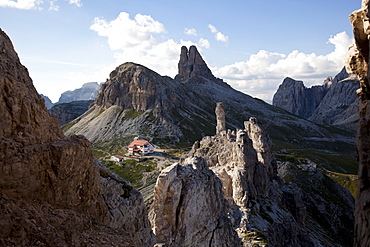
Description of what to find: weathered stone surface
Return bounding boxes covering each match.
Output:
[273,68,360,130]
[50,100,93,125]
[57,82,99,104]
[183,102,354,246]
[346,1,370,246]
[174,45,214,82]
[273,77,328,119]
[0,28,154,246]
[153,157,239,246]
[215,102,226,135]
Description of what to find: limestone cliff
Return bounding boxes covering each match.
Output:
[346,1,370,246]
[0,28,154,246]
[273,68,360,130]
[153,157,239,246]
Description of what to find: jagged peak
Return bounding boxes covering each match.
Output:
[174,45,215,81]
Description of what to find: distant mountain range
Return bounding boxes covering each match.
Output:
[63,45,355,157]
[273,67,359,130]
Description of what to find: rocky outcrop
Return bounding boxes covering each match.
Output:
[182,103,354,246]
[215,102,226,135]
[346,1,370,246]
[153,157,239,246]
[0,28,154,246]
[174,46,215,82]
[40,94,54,109]
[50,100,93,125]
[273,68,360,130]
[57,82,99,104]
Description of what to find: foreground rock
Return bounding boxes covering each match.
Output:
[182,103,354,246]
[346,1,370,246]
[153,157,239,246]
[0,28,154,246]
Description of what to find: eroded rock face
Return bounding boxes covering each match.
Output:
[183,103,354,246]
[273,68,360,130]
[174,45,215,82]
[153,157,239,247]
[0,28,154,246]
[50,100,93,125]
[215,102,226,135]
[346,1,370,246]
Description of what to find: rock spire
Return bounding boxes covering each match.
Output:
[174,45,215,81]
[346,1,370,246]
[215,102,226,135]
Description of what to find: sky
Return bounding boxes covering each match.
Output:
[0,0,360,103]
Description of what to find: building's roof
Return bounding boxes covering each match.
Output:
[113,155,124,159]
[128,140,149,148]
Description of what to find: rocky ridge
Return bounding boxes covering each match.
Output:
[0,28,154,246]
[273,68,360,130]
[180,102,354,246]
[50,100,93,125]
[57,81,99,104]
[64,46,355,157]
[346,1,370,246]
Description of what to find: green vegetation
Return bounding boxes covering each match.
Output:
[325,171,358,197]
[102,158,157,188]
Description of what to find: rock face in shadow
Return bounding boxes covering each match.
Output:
[50,100,93,125]
[273,68,360,130]
[153,157,239,246]
[0,28,154,246]
[346,1,370,246]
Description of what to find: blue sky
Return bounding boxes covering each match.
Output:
[0,0,360,103]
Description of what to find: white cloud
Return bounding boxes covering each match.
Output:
[0,0,42,10]
[215,32,229,43]
[208,24,229,43]
[198,38,210,49]
[208,24,217,33]
[213,31,353,102]
[90,12,166,51]
[90,12,206,77]
[68,0,81,7]
[48,0,59,11]
[185,28,197,36]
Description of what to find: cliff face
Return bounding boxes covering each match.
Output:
[153,157,239,246]
[0,28,154,246]
[273,68,359,130]
[49,100,93,125]
[272,77,329,119]
[346,1,370,246]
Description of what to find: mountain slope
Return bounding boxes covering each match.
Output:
[64,46,355,156]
